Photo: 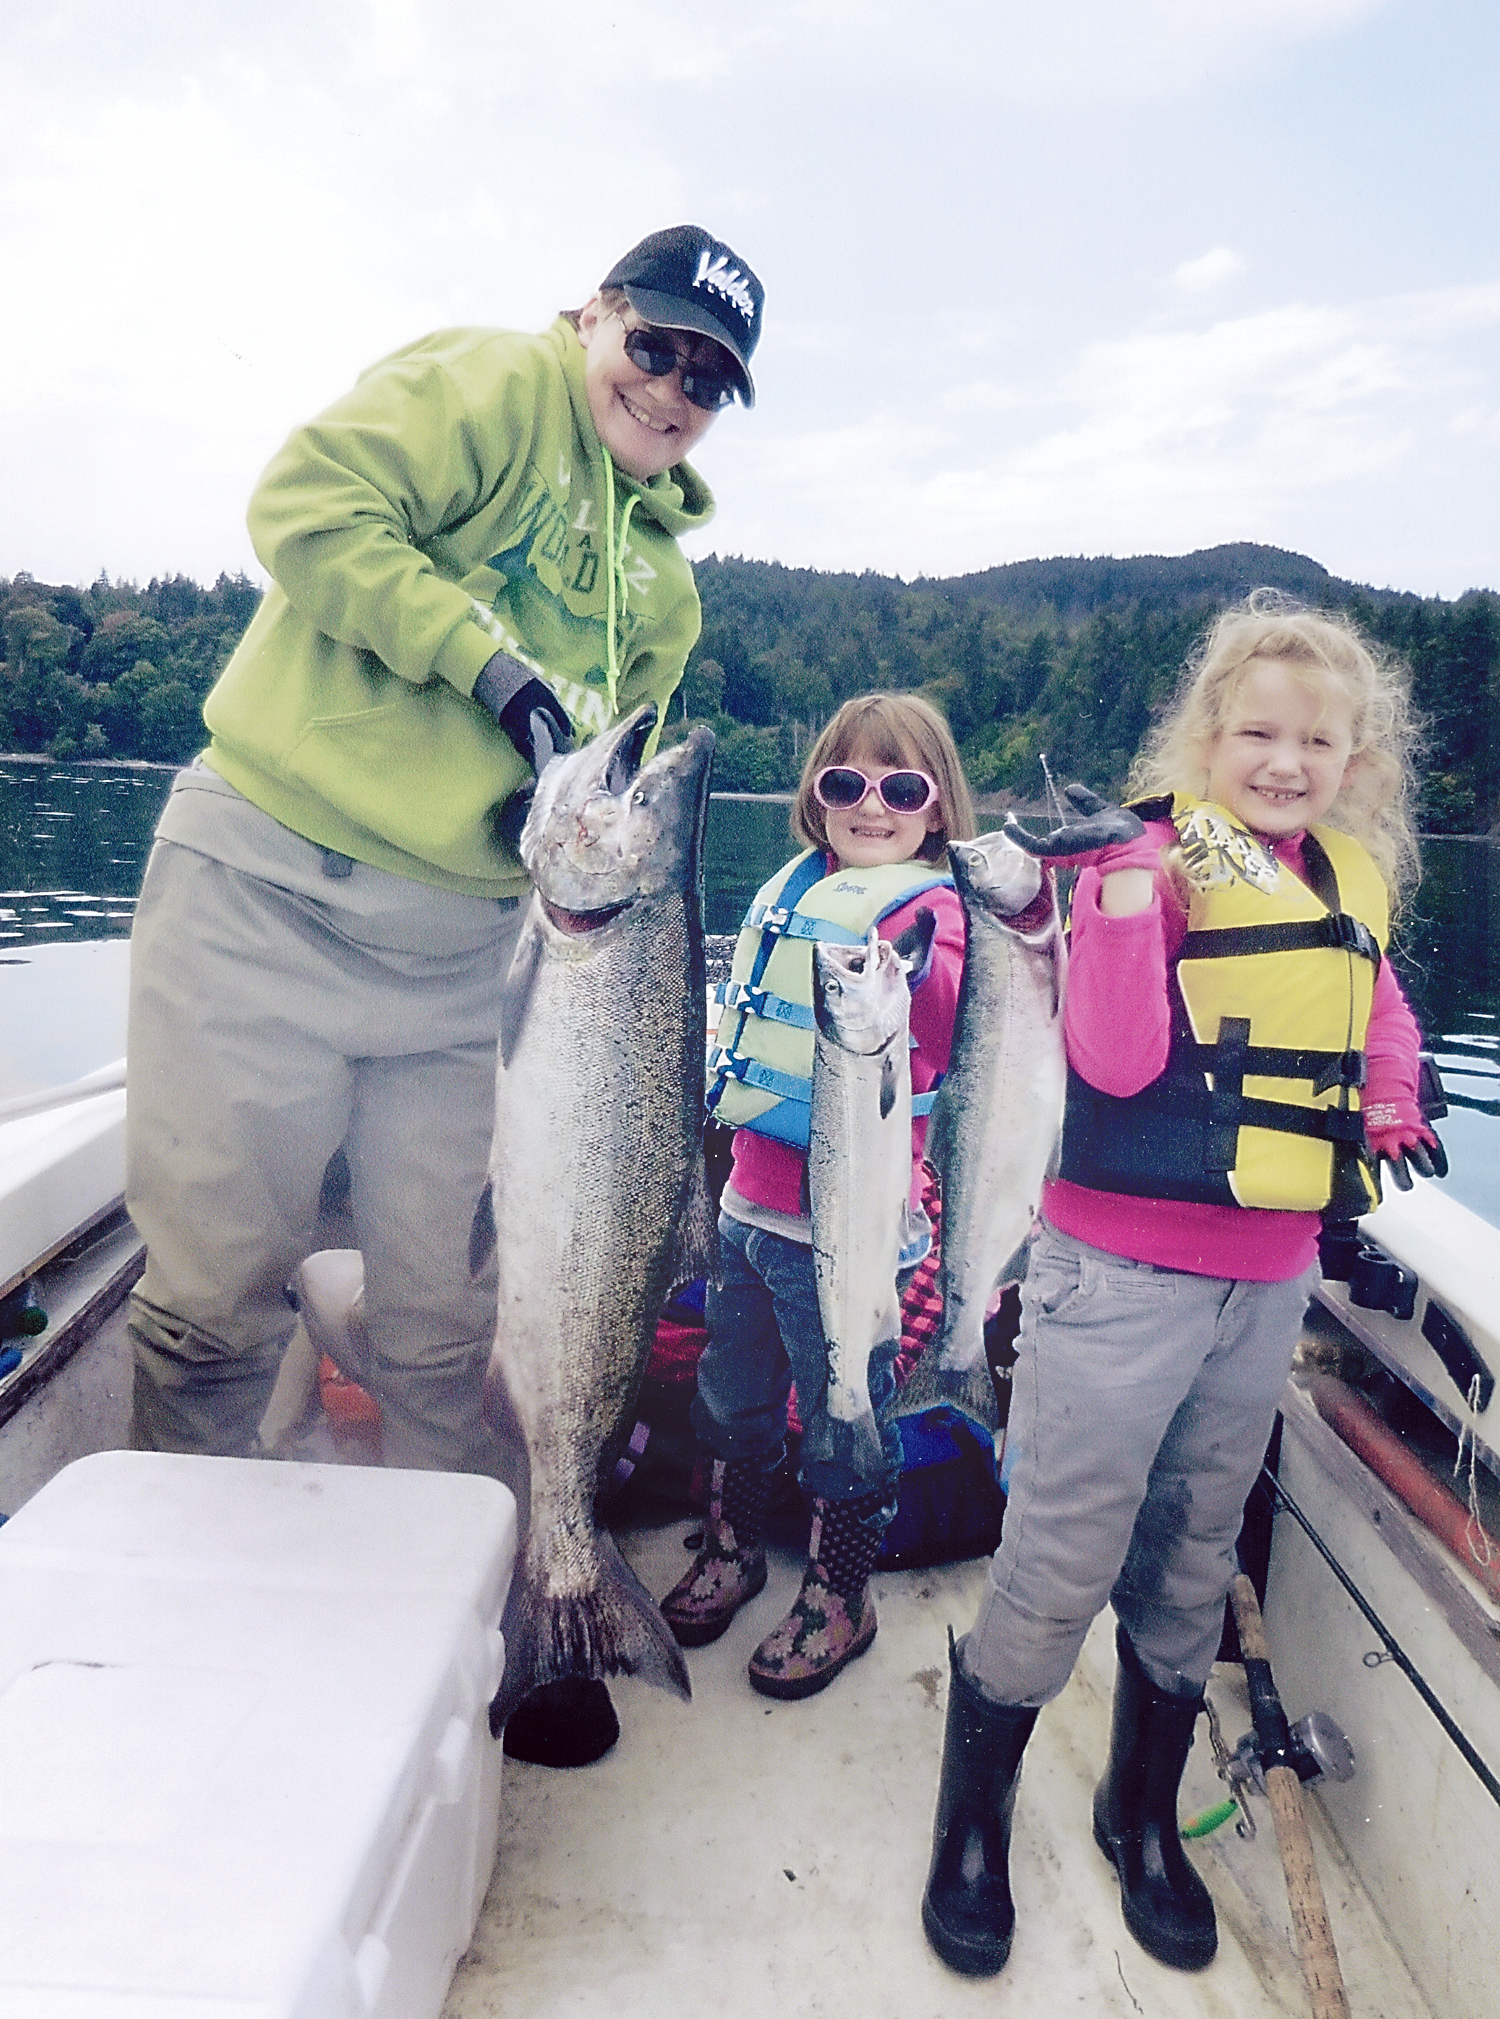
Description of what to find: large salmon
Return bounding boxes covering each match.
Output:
[803,923,922,1478]
[478,705,715,1727]
[898,831,1066,1430]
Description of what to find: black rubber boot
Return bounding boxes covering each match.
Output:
[1092,1623,1217,1969]
[921,1629,1040,1976]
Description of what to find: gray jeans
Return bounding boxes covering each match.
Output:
[964,1221,1316,1704]
[126,775,523,1471]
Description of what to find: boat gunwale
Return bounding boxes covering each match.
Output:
[0,1204,142,1433]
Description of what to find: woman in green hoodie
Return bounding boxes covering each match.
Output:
[123,228,763,1731]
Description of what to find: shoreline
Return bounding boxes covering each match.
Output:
[3,752,1496,843]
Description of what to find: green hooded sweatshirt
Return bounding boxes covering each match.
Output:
[202,317,715,899]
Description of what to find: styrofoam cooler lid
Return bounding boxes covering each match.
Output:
[0,1450,518,2017]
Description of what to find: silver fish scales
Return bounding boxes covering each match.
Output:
[480,705,716,1727]
[804,924,917,1478]
[898,831,1066,1431]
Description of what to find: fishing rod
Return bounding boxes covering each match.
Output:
[1229,1571,1350,2019]
[1036,750,1068,831]
[1263,1464,1500,1811]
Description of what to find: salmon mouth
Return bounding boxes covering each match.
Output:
[540,896,634,936]
[605,706,657,795]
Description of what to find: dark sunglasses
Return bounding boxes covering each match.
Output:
[620,324,738,412]
[813,765,939,816]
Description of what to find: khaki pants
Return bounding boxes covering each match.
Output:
[964,1222,1316,1704]
[125,789,523,1472]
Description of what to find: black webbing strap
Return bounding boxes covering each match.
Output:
[1199,1016,1366,1169]
[1181,913,1381,965]
[1179,1040,1366,1094]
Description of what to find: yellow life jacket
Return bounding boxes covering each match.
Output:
[1057,795,1389,1215]
[705,849,953,1149]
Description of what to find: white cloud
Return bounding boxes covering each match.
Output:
[694,280,1500,595]
[1449,404,1500,449]
[704,0,1393,101]
[0,0,1492,600]
[1170,248,1247,295]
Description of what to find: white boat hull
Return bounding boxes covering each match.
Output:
[1265,1377,1500,2019]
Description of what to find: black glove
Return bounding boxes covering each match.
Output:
[473,654,574,774]
[1004,782,1146,863]
[1374,1134,1449,1191]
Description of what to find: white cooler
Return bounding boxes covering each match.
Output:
[0,1450,518,2018]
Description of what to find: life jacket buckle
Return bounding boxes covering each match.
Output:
[722,981,765,1015]
[1311,1049,1366,1096]
[1329,913,1379,961]
[1321,1108,1367,1146]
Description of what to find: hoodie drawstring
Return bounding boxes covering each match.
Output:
[600,448,641,722]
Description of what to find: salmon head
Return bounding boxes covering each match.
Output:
[519,704,715,927]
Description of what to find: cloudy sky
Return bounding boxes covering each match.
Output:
[2,1,1496,599]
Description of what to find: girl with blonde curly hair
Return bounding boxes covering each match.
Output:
[922,592,1442,1984]
[1130,588,1422,903]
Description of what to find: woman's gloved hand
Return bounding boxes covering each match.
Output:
[475,652,575,853]
[473,652,574,773]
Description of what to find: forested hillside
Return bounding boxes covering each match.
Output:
[3,544,1497,833]
[0,571,260,764]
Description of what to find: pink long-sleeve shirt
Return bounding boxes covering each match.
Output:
[1043,820,1424,1282]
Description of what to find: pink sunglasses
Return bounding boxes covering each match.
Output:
[813,765,939,815]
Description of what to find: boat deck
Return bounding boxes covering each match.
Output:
[449,1519,1436,2019]
[0,1290,1452,2018]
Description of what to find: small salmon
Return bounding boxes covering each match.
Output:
[899,832,1066,1430]
[804,921,931,1476]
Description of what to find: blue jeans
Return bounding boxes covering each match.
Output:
[692,1212,902,1506]
[964,1221,1317,1704]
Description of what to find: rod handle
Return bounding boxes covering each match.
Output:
[1229,1574,1351,2019]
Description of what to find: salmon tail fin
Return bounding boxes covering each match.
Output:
[801,1405,887,1477]
[490,1529,691,1733]
[890,1336,1001,1434]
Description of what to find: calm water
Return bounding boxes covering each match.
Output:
[0,761,793,944]
[3,758,1497,1225]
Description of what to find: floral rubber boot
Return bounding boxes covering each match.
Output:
[659,1456,771,1647]
[747,1491,886,1700]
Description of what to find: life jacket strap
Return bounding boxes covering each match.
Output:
[707,1047,811,1108]
[713,979,818,1031]
[1232,1095,1369,1147]
[744,903,867,947]
[1179,1039,1367,1093]
[707,1046,935,1118]
[1195,1016,1368,1171]
[1181,913,1381,966]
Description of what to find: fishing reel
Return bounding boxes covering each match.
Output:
[1200,1698,1356,1841]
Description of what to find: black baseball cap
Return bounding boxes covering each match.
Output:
[601,225,764,407]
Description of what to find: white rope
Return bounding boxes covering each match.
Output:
[1453,1371,1498,1571]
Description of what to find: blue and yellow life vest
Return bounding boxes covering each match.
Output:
[1057,795,1389,1215]
[705,850,953,1149]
